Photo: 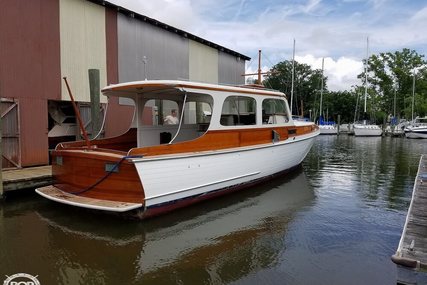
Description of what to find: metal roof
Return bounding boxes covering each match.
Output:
[88,0,251,61]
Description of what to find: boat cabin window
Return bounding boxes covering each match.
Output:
[262,99,288,124]
[220,96,256,126]
[137,93,213,147]
[141,100,179,126]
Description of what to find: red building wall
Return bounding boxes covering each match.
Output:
[104,7,134,138]
[0,0,61,166]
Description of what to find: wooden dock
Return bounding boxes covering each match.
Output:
[2,165,52,193]
[392,154,427,284]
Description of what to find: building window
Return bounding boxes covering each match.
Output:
[220,96,256,126]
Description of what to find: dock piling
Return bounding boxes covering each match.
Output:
[89,69,101,138]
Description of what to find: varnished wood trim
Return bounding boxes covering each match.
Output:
[57,128,137,152]
[52,151,145,204]
[129,125,317,157]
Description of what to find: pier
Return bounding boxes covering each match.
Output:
[2,166,52,193]
[392,154,427,284]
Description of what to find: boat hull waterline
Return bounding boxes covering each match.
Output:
[404,126,427,139]
[36,134,317,217]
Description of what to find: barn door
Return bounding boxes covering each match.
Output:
[1,98,20,168]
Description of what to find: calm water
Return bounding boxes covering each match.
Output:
[0,136,426,285]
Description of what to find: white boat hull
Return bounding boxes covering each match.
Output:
[133,132,317,208]
[405,126,427,139]
[319,125,338,135]
[353,124,382,136]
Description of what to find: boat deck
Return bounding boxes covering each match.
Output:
[392,154,427,283]
[36,185,143,212]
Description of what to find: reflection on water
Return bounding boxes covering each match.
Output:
[0,136,426,285]
[305,136,422,210]
[1,169,314,285]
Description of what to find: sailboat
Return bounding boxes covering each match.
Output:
[404,70,427,139]
[353,38,382,137]
[318,58,338,135]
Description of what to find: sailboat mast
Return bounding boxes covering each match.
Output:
[411,71,416,121]
[393,89,396,117]
[258,49,262,84]
[319,58,324,120]
[364,37,369,114]
[290,39,295,115]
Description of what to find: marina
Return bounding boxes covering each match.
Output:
[1,135,425,284]
[2,166,52,192]
[0,1,426,285]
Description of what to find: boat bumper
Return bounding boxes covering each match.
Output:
[35,185,144,212]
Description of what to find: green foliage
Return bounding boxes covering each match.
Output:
[359,48,427,120]
[262,49,427,123]
[263,60,325,120]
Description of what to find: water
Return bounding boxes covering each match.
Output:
[0,136,426,285]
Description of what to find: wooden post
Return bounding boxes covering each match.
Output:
[89,69,100,138]
[383,116,386,137]
[337,115,341,136]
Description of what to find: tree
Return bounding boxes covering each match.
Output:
[263,60,325,119]
[360,49,427,120]
[324,90,358,123]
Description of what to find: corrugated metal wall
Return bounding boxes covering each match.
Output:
[117,14,189,82]
[189,40,218,84]
[0,0,60,167]
[1,0,248,166]
[105,7,119,86]
[20,98,49,166]
[104,7,134,137]
[0,0,61,101]
[1,99,20,168]
[60,0,107,103]
[219,51,245,85]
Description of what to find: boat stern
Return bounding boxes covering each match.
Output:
[37,149,145,212]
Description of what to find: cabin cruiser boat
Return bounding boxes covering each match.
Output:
[36,80,319,218]
[404,116,427,139]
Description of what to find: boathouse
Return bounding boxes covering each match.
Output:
[0,0,250,168]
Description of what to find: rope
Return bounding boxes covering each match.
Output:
[69,155,142,195]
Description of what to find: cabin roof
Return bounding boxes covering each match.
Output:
[102,80,286,98]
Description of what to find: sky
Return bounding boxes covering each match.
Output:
[109,0,427,91]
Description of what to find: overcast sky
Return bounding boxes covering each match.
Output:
[109,0,427,91]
